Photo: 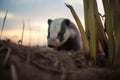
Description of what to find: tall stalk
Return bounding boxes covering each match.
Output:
[88,0,96,66]
[102,0,115,63]
[66,0,120,66]
[28,21,31,46]
[65,3,89,54]
[109,0,120,65]
[21,20,25,45]
[83,0,90,38]
[94,0,108,58]
[0,10,8,39]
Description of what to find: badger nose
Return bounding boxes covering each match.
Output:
[48,44,55,48]
[48,38,59,48]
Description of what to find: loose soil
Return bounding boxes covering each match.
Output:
[0,40,120,80]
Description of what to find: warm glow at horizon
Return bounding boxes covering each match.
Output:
[1,28,47,46]
[0,0,104,47]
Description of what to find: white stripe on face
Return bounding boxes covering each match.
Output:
[48,18,64,47]
[49,18,64,39]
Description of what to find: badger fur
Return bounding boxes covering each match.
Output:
[47,18,81,50]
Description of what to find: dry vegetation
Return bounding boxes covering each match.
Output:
[0,40,120,80]
[0,0,120,80]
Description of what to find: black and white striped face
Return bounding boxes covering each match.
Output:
[47,18,76,48]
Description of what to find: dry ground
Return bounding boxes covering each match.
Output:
[0,40,120,80]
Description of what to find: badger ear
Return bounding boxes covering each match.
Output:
[64,19,70,26]
[48,19,52,25]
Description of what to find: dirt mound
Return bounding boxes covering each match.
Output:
[0,40,120,80]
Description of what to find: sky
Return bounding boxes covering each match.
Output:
[0,0,104,46]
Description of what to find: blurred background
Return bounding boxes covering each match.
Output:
[0,0,104,46]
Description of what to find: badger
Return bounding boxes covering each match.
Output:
[47,18,82,50]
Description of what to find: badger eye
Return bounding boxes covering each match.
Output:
[58,32,63,37]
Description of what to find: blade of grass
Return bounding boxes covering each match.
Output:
[94,0,108,58]
[109,0,120,65]
[83,0,90,38]
[0,10,8,39]
[65,3,89,54]
[88,0,96,66]
[21,20,25,45]
[102,0,115,63]
[28,21,32,46]
[114,24,120,65]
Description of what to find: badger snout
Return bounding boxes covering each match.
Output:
[48,38,60,48]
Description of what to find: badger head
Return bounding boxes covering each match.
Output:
[47,18,76,48]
